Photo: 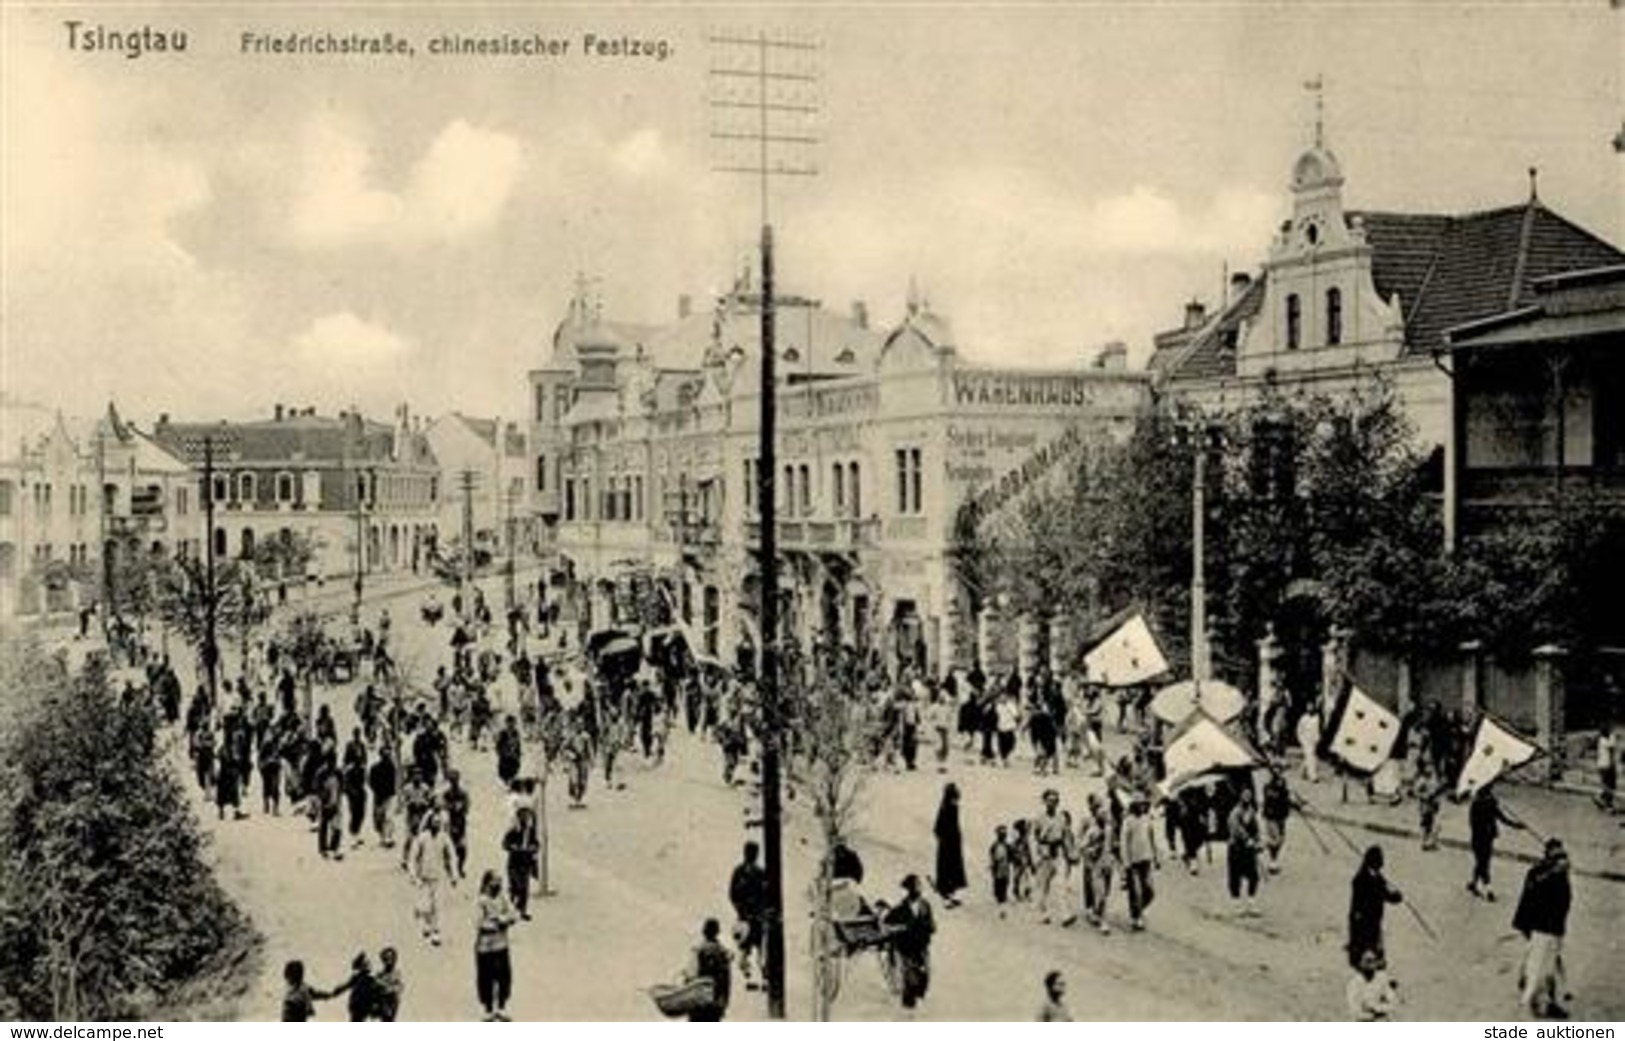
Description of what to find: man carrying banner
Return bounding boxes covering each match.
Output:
[1456,714,1542,901]
[1467,783,1523,902]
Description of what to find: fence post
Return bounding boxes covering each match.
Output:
[1532,644,1567,782]
[1459,640,1483,716]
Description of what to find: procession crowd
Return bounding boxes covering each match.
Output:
[97,573,1597,1023]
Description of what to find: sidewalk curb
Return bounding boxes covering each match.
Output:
[1303,809,1625,885]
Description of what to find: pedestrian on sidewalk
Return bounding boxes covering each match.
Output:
[368,746,397,848]
[1512,838,1572,1019]
[504,805,540,920]
[1346,844,1403,969]
[1177,783,1210,874]
[325,951,383,1022]
[1467,782,1523,901]
[1076,794,1114,934]
[1031,789,1069,923]
[1261,768,1295,873]
[988,824,1014,918]
[410,810,457,946]
[1595,723,1618,814]
[728,841,769,989]
[933,783,967,909]
[343,748,368,850]
[927,686,953,773]
[442,769,472,879]
[1036,970,1072,1022]
[1121,794,1157,931]
[1413,761,1444,851]
[259,727,283,817]
[399,767,434,868]
[884,875,935,1011]
[1346,949,1400,1021]
[474,870,518,1021]
[281,959,332,1022]
[496,714,523,789]
[1226,787,1263,916]
[375,947,402,1022]
[684,918,733,1021]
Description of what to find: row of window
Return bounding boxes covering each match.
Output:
[1284,287,1343,351]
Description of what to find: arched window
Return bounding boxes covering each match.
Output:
[1326,287,1343,346]
[847,461,861,517]
[238,472,255,504]
[833,462,845,514]
[1285,293,1302,350]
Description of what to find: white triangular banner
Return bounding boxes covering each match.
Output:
[1456,717,1541,797]
[1082,614,1168,687]
[1163,716,1262,790]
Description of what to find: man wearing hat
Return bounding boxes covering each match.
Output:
[1512,838,1572,1018]
[883,874,936,1010]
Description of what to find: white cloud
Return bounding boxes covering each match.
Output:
[286,116,523,247]
[293,312,409,365]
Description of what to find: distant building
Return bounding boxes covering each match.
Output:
[423,412,532,557]
[528,276,1148,672]
[0,403,191,619]
[150,404,441,583]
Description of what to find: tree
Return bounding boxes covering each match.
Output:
[278,608,330,731]
[156,557,262,687]
[248,529,318,586]
[781,653,870,1020]
[0,635,253,1019]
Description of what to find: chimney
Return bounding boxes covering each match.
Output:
[274,404,284,422]
[1093,341,1128,371]
[1229,272,1253,304]
[156,412,170,431]
[678,294,693,319]
[851,300,869,330]
[1183,300,1207,331]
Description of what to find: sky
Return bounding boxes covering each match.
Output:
[3,2,1621,427]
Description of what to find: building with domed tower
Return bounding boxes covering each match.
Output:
[526,273,1149,674]
[1151,128,1623,548]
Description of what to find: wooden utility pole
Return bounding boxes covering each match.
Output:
[202,436,219,705]
[708,28,819,1020]
[459,468,480,613]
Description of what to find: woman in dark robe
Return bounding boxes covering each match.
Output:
[933,783,967,907]
[1347,844,1403,968]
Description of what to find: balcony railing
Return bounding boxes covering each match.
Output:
[1462,466,1625,507]
[743,516,881,551]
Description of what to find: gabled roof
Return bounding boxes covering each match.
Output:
[1157,276,1268,382]
[1356,201,1622,354]
[1161,196,1623,384]
[152,414,401,466]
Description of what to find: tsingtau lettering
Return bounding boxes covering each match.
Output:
[64,20,188,58]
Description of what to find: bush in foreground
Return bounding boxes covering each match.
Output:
[0,636,254,1019]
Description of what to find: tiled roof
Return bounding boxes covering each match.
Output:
[1356,202,1622,354]
[153,415,399,465]
[1160,276,1268,382]
[1163,198,1622,383]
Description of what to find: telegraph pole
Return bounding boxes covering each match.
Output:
[459,469,479,614]
[504,483,519,612]
[709,28,819,1020]
[96,430,112,647]
[202,436,219,705]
